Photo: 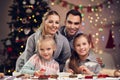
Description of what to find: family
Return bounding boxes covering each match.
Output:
[14,9,120,77]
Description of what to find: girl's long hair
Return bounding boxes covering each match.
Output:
[68,33,93,74]
[69,50,80,74]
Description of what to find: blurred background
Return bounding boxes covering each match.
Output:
[0,0,120,75]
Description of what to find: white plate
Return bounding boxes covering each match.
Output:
[12,72,21,76]
[57,72,72,77]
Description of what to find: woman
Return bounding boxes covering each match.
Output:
[16,10,71,72]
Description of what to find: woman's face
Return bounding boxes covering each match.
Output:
[44,14,60,35]
[74,36,91,57]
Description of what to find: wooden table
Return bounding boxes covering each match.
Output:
[1,76,120,80]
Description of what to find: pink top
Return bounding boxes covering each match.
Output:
[20,54,59,75]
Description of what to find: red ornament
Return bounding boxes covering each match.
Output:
[98,74,109,78]
[16,39,22,43]
[74,6,79,11]
[87,7,92,12]
[40,68,46,71]
[51,0,55,2]
[108,0,113,4]
[99,4,103,8]
[85,75,93,79]
[7,47,13,52]
[62,1,67,7]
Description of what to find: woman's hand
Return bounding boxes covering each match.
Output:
[34,68,46,77]
[79,65,94,75]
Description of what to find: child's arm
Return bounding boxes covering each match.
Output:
[94,63,101,74]
[96,57,105,68]
[34,69,46,77]
[20,54,37,75]
[63,59,74,74]
[20,61,36,75]
[79,65,94,75]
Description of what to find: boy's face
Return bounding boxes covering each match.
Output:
[65,14,81,36]
[38,40,55,61]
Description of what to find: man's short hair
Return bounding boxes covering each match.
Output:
[66,9,82,23]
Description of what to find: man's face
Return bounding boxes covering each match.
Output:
[65,14,81,36]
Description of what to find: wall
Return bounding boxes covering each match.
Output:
[0,0,12,50]
[49,0,120,69]
[49,0,120,50]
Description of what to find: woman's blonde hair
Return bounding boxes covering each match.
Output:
[38,10,60,36]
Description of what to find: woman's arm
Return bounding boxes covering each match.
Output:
[59,37,71,71]
[15,34,36,72]
[24,34,36,62]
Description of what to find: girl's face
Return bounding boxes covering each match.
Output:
[74,36,91,57]
[38,40,55,61]
[44,14,60,35]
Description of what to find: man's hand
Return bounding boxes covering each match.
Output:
[96,57,105,68]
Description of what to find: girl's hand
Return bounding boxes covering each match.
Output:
[34,68,46,77]
[79,65,94,75]
[66,69,74,74]
[96,57,105,68]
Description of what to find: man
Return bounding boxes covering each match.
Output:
[61,11,120,76]
[60,9,105,68]
[60,9,82,51]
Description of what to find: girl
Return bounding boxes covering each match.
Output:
[16,10,71,72]
[64,33,101,75]
[20,35,59,76]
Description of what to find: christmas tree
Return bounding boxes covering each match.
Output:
[1,0,50,75]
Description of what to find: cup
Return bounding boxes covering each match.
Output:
[12,71,21,76]
[84,61,98,72]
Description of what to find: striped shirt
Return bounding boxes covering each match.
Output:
[20,54,59,75]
